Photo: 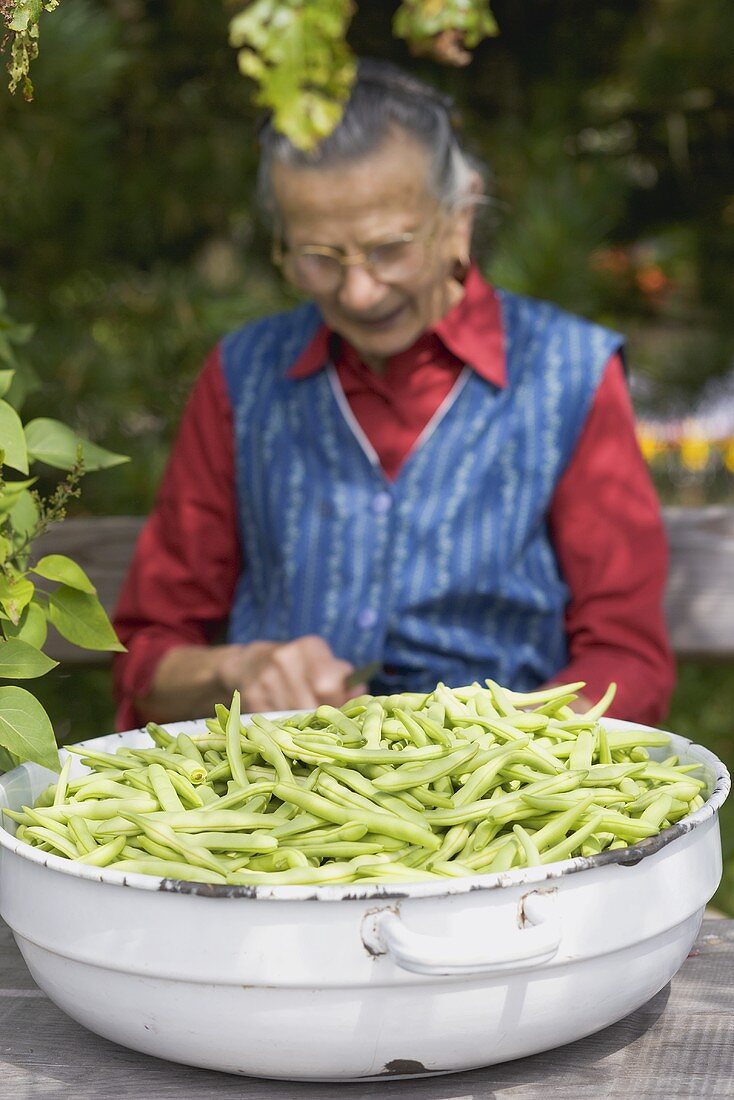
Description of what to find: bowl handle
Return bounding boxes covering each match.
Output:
[361,890,561,976]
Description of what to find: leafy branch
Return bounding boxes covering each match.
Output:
[1,0,58,99]
[229,0,357,151]
[394,0,498,66]
[4,0,498,143]
[0,287,128,773]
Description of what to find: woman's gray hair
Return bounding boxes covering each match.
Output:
[257,58,487,218]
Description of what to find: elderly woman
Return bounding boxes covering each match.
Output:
[113,60,674,729]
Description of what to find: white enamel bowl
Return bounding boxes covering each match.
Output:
[0,718,729,1081]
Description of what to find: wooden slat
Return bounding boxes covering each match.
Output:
[30,508,734,665]
[0,917,732,1096]
[31,516,144,665]
[663,506,734,660]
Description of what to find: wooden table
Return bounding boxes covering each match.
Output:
[1,918,731,1099]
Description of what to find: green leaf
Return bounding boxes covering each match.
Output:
[0,746,20,773]
[0,477,37,516]
[0,399,29,474]
[0,638,57,679]
[2,601,47,649]
[0,371,15,399]
[48,585,125,652]
[31,554,97,595]
[0,574,35,625]
[7,488,39,539]
[0,686,59,772]
[24,419,128,472]
[4,361,41,413]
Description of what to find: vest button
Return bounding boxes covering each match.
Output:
[371,491,393,515]
[357,608,378,630]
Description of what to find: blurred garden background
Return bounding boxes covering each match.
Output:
[1,0,733,908]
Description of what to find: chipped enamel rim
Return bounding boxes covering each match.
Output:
[0,719,729,902]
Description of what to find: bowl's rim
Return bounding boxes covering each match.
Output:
[0,717,729,903]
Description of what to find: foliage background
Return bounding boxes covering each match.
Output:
[1,0,733,909]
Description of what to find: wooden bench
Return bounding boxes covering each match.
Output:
[33,507,734,665]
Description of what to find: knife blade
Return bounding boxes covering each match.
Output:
[344,659,381,689]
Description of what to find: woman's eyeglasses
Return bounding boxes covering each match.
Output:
[272,213,443,293]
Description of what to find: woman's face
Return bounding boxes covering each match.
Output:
[271,130,475,368]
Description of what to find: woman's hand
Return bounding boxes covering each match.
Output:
[219,635,367,713]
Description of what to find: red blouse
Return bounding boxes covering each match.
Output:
[113,269,675,729]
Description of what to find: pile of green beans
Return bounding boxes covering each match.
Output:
[5,680,707,886]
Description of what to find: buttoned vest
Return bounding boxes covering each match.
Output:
[221,290,623,695]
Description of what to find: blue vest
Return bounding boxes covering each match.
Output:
[221,290,622,695]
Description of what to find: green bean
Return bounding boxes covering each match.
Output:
[27,797,159,821]
[639,763,704,785]
[65,746,138,771]
[409,785,454,809]
[67,815,97,854]
[74,836,127,867]
[391,708,429,747]
[526,795,596,853]
[540,811,606,864]
[221,690,248,789]
[362,700,385,749]
[569,730,595,771]
[146,721,175,748]
[25,826,80,859]
[73,779,140,801]
[504,682,587,708]
[131,834,180,861]
[522,789,627,812]
[640,793,674,828]
[485,837,518,872]
[66,769,122,794]
[121,814,229,875]
[578,683,617,722]
[581,763,647,785]
[147,763,185,812]
[93,814,148,838]
[165,769,205,807]
[17,804,70,837]
[111,858,227,884]
[469,819,501,853]
[371,744,477,792]
[174,731,204,764]
[178,830,278,853]
[430,824,471,864]
[273,783,441,850]
[510,824,538,864]
[291,841,386,859]
[141,808,276,831]
[355,860,444,881]
[630,782,702,812]
[53,755,74,806]
[289,739,446,766]
[227,863,357,886]
[248,717,294,784]
[581,832,615,857]
[268,848,311,871]
[604,728,671,751]
[197,779,274,813]
[593,812,660,840]
[124,748,208,784]
[313,706,364,742]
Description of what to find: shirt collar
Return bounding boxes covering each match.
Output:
[286,265,506,388]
